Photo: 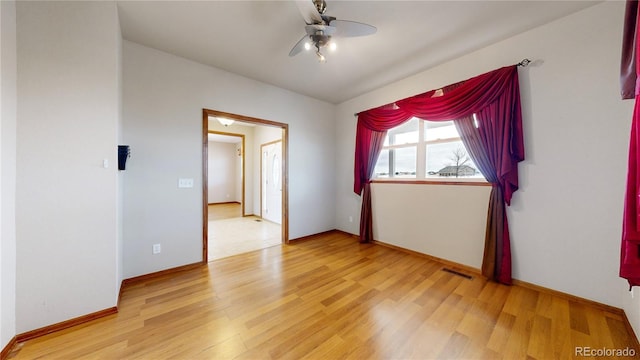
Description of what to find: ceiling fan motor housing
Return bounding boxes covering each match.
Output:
[310,33,331,48]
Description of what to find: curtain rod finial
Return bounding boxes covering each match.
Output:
[517,59,531,67]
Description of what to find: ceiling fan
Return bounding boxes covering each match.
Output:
[289,0,377,62]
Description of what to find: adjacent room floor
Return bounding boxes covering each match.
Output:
[208,203,281,261]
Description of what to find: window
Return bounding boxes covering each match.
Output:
[373,117,486,181]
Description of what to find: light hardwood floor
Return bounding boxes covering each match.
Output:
[208,203,243,221]
[208,203,281,261]
[8,231,639,359]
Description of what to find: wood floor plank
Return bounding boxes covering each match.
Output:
[397,322,452,359]
[569,301,591,335]
[526,314,553,359]
[299,334,346,360]
[438,331,471,359]
[457,308,493,343]
[8,231,639,359]
[549,297,573,359]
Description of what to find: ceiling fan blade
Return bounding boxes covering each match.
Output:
[330,19,377,37]
[289,34,309,57]
[295,0,323,25]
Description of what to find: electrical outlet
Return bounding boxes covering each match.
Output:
[349,216,353,223]
[152,244,161,254]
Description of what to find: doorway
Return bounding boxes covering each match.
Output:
[202,109,289,263]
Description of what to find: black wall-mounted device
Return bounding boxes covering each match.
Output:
[118,145,130,171]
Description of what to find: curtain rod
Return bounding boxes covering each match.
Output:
[517,58,531,67]
[353,58,531,117]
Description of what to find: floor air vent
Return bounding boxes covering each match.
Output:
[442,268,473,280]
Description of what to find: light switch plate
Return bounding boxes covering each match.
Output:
[178,178,194,188]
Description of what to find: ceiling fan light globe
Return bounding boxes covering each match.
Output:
[304,42,311,51]
[328,41,337,52]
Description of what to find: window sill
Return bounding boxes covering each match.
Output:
[371,179,491,186]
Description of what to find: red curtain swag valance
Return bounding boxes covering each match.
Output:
[353,65,525,285]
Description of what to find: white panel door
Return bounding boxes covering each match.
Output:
[262,141,282,224]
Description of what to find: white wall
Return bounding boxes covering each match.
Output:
[15,1,120,333]
[115,0,124,306]
[372,183,490,269]
[1,0,17,349]
[336,1,632,312]
[208,141,238,203]
[122,41,335,278]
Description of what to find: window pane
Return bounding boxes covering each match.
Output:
[426,141,484,179]
[424,121,458,141]
[374,117,486,182]
[374,149,390,178]
[389,118,419,145]
[393,147,416,178]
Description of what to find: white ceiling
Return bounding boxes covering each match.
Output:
[117,0,600,104]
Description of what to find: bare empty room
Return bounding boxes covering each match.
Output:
[2,1,640,359]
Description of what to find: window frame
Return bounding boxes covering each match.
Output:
[373,118,488,185]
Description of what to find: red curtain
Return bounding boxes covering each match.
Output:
[354,65,524,284]
[621,0,640,288]
[453,76,524,284]
[621,0,638,100]
[354,125,387,243]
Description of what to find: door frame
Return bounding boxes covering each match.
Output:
[202,109,289,263]
[260,139,283,221]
